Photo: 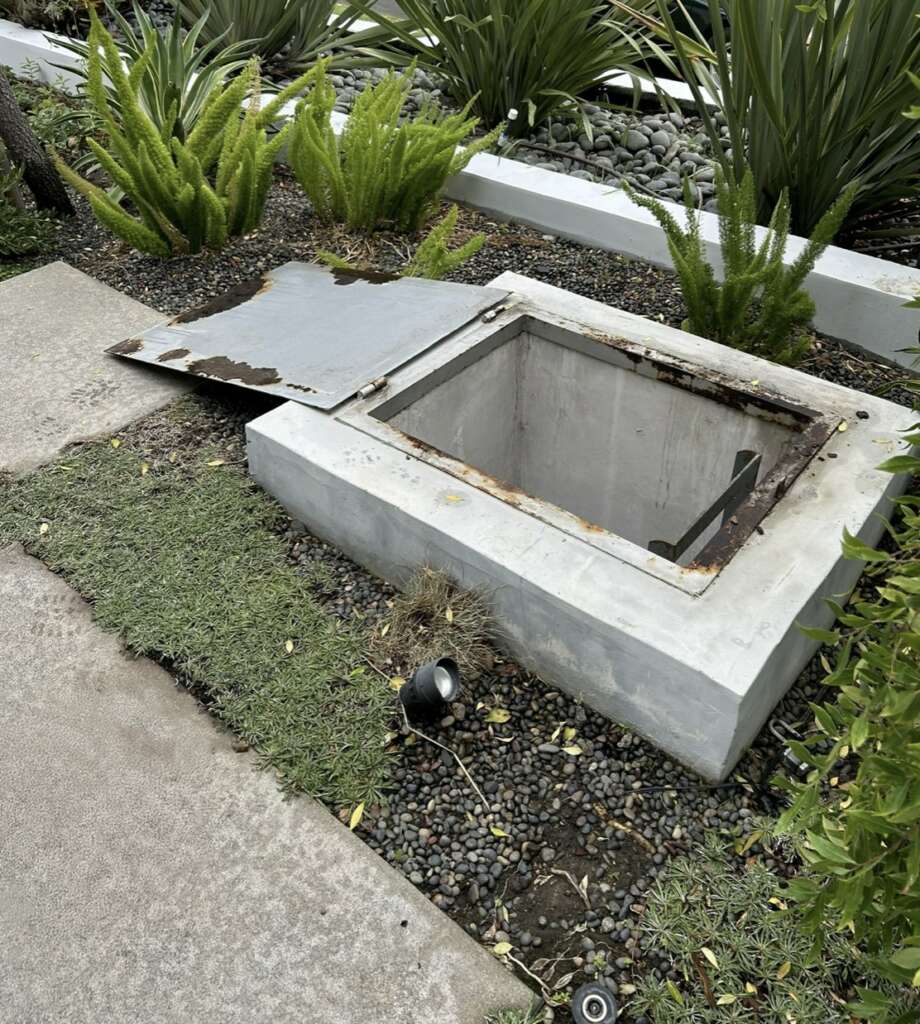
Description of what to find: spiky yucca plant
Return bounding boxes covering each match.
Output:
[289,62,502,234]
[56,1,251,147]
[625,169,855,364]
[176,0,391,72]
[55,9,316,256]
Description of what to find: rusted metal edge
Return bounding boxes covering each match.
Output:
[386,336,838,578]
[169,274,274,326]
[579,324,820,429]
[688,416,837,572]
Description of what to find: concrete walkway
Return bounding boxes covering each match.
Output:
[0,261,188,475]
[0,264,533,1023]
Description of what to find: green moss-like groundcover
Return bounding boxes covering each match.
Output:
[0,440,393,807]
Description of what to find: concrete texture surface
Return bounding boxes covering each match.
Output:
[0,261,189,475]
[248,273,911,781]
[0,545,532,1024]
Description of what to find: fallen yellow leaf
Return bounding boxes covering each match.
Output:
[716,995,736,1006]
[445,607,454,623]
[38,523,49,536]
[701,947,719,969]
[110,438,121,448]
[490,826,511,838]
[207,459,225,467]
[380,622,390,638]
[349,802,365,831]
[284,640,294,654]
[389,676,405,692]
[140,462,149,477]
[485,708,511,724]
[777,962,792,980]
[492,942,512,957]
[562,745,583,756]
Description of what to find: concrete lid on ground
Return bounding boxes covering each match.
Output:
[0,261,189,476]
[0,544,533,1023]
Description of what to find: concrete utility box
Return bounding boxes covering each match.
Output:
[226,270,906,780]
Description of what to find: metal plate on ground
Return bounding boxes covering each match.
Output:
[107,262,509,409]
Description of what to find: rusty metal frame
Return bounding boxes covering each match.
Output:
[341,306,840,594]
[649,450,763,563]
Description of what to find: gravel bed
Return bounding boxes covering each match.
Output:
[330,67,724,208]
[283,492,831,1024]
[31,184,914,1021]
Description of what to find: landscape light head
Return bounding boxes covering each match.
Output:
[572,982,618,1024]
[399,657,460,714]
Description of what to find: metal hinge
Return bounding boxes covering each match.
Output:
[482,303,511,323]
[357,376,388,398]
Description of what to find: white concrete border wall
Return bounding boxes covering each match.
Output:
[444,155,920,367]
[3,17,919,366]
[0,19,82,90]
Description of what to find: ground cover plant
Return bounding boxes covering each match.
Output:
[631,0,920,235]
[0,394,393,807]
[350,0,668,138]
[630,835,910,1023]
[0,162,54,255]
[56,10,317,255]
[289,62,501,233]
[484,1011,543,1024]
[0,0,88,31]
[625,168,855,364]
[773,458,920,1020]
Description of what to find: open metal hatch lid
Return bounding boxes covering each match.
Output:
[108,261,510,409]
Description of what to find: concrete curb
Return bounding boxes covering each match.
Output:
[4,16,918,367]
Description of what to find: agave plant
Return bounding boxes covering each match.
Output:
[620,0,920,235]
[56,1,251,146]
[175,0,392,70]
[348,0,670,137]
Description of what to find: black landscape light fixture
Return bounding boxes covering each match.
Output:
[572,983,618,1024]
[399,657,461,715]
[769,718,812,779]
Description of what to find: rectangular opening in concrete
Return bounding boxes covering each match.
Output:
[248,273,907,779]
[377,316,835,569]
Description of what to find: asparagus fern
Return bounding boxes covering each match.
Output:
[318,204,485,281]
[626,169,856,364]
[289,62,502,234]
[55,8,317,256]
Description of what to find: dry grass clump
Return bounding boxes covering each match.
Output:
[376,566,495,678]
